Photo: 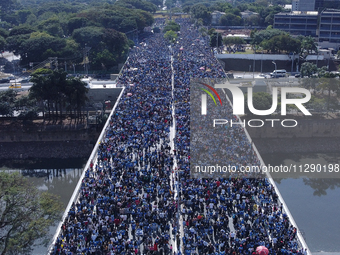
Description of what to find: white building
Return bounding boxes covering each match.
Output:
[211,11,225,25]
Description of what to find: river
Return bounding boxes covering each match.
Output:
[1,154,340,254]
[262,153,340,254]
[0,158,87,255]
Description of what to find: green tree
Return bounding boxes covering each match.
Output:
[251,28,285,48]
[208,28,216,36]
[148,0,163,7]
[199,26,208,37]
[0,28,8,38]
[8,25,36,36]
[0,172,63,254]
[300,62,318,78]
[163,20,180,32]
[223,36,245,46]
[301,36,317,55]
[38,17,64,37]
[67,17,88,35]
[0,36,6,51]
[210,32,222,48]
[191,4,211,25]
[30,69,88,120]
[164,30,177,43]
[261,34,300,53]
[300,78,319,95]
[219,13,242,26]
[245,92,274,115]
[19,36,66,65]
[65,78,89,118]
[116,0,157,13]
[318,72,340,110]
[0,90,16,116]
[16,9,32,24]
[72,26,103,48]
[0,0,17,17]
[5,34,30,54]
[91,49,116,70]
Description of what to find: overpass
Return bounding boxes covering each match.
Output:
[48,21,311,255]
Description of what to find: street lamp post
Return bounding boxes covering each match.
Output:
[291,53,295,74]
[253,53,255,79]
[272,61,277,71]
[261,51,263,74]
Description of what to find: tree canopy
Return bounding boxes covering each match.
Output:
[0,172,63,254]
[0,0,154,72]
[29,69,89,120]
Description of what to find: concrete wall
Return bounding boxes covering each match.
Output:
[0,129,99,143]
[218,55,336,72]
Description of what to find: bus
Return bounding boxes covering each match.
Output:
[8,83,21,89]
[270,69,287,78]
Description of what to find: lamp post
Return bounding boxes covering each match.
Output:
[291,52,295,74]
[272,61,277,71]
[261,51,263,74]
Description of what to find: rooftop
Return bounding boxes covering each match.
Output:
[276,11,318,16]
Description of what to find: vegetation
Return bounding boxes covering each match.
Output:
[210,32,222,48]
[163,20,180,33]
[0,69,89,122]
[0,172,63,254]
[186,0,285,27]
[0,0,155,72]
[164,30,178,43]
[29,69,89,120]
[244,92,274,115]
[223,36,246,46]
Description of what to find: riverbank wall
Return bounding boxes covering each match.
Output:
[245,118,340,154]
[0,127,100,159]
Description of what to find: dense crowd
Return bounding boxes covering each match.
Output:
[52,18,307,255]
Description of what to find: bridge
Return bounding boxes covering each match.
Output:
[48,19,311,255]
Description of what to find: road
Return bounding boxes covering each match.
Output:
[0,79,118,91]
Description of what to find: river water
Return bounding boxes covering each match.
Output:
[1,154,340,254]
[0,158,87,255]
[262,153,340,254]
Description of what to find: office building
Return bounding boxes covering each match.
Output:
[319,10,340,44]
[274,11,318,36]
[291,0,316,11]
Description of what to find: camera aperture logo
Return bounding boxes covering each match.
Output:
[199,82,222,115]
[196,81,312,128]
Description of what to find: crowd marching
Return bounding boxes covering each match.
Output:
[52,18,307,255]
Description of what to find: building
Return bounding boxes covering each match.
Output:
[292,1,299,11]
[240,10,259,19]
[274,9,340,49]
[211,11,225,25]
[274,11,318,37]
[291,0,316,11]
[319,10,340,46]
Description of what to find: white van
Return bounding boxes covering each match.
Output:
[270,69,287,78]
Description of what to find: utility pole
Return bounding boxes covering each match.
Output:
[291,53,294,73]
[82,45,91,75]
[261,51,263,74]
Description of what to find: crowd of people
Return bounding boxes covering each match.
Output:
[52,18,307,255]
